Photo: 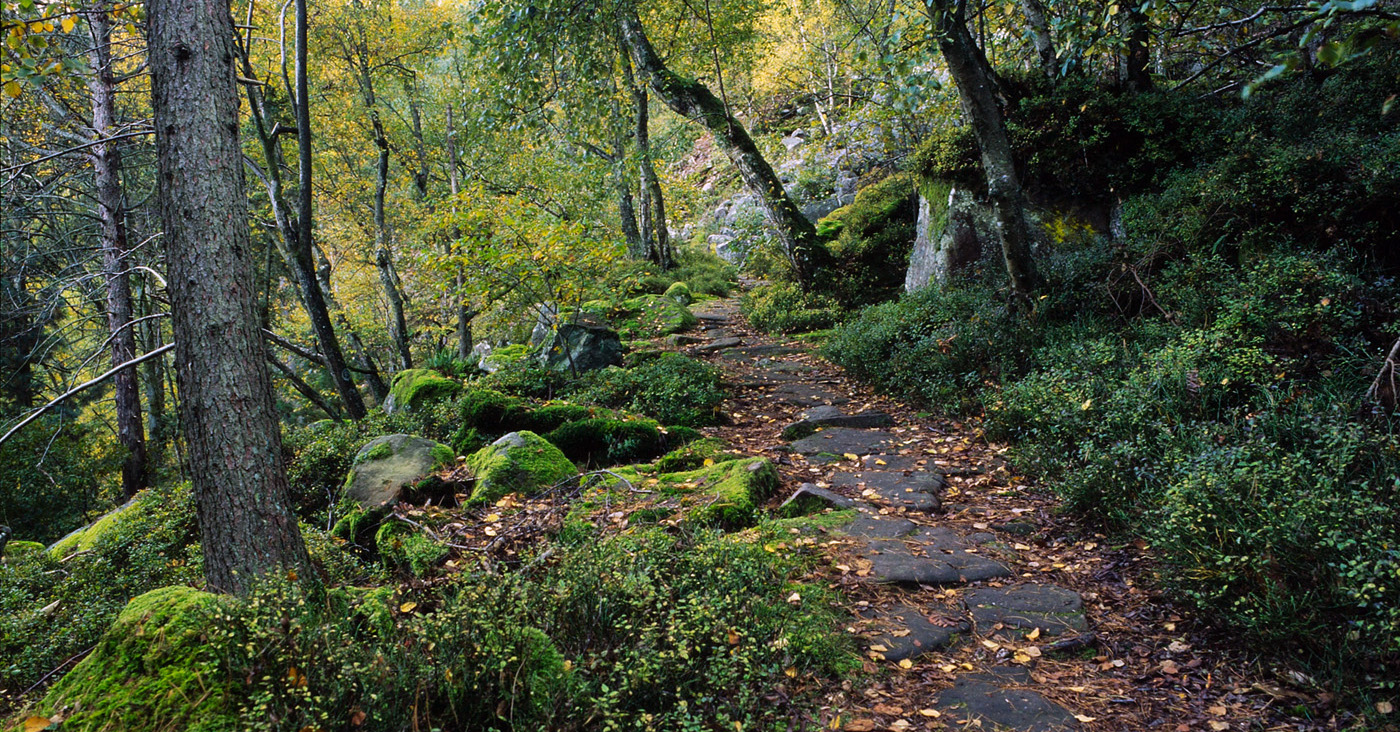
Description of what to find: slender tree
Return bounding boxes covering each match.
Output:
[926,0,1039,296]
[146,0,311,594]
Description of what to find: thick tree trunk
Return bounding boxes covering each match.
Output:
[618,6,820,285]
[147,0,311,595]
[932,0,1039,295]
[1119,3,1152,92]
[1020,0,1058,77]
[89,4,147,497]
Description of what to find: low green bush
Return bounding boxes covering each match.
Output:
[543,418,668,466]
[576,353,725,427]
[741,282,841,335]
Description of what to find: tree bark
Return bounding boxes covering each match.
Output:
[371,108,412,370]
[89,3,148,496]
[146,0,311,595]
[630,81,671,270]
[1119,3,1152,92]
[1020,0,1058,77]
[930,0,1039,295]
[446,105,475,361]
[617,6,819,285]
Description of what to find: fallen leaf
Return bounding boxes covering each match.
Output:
[1027,628,1041,640]
[873,703,903,715]
[1074,715,1097,723]
[843,453,860,461]
[918,708,940,717]
[399,601,417,613]
[844,721,876,731]
[1378,701,1394,714]
[898,658,913,669]
[23,718,50,732]
[1208,722,1230,731]
[786,592,802,604]
[727,630,741,645]
[1209,705,1227,716]
[482,513,502,523]
[869,644,889,653]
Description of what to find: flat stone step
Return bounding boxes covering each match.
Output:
[841,514,917,540]
[694,311,731,323]
[935,676,1081,731]
[862,538,1012,586]
[665,334,706,346]
[964,585,1088,637]
[694,337,742,352]
[860,454,926,471]
[831,471,943,513]
[778,484,860,515]
[763,360,816,374]
[718,344,802,360]
[782,406,894,439]
[865,603,970,661]
[788,427,898,459]
[768,383,850,408]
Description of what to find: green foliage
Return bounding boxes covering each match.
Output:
[0,481,202,696]
[741,282,840,335]
[664,281,694,305]
[617,248,738,298]
[614,294,699,339]
[0,416,122,545]
[375,520,449,577]
[575,353,725,427]
[813,173,918,308]
[653,436,731,473]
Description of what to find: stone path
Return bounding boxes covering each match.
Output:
[688,296,1090,732]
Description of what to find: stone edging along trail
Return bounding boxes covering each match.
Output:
[683,295,1313,732]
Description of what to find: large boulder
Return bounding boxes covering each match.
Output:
[342,434,455,511]
[537,323,624,373]
[30,586,235,732]
[618,295,698,338]
[905,185,994,293]
[47,494,142,558]
[383,368,461,414]
[466,431,577,505]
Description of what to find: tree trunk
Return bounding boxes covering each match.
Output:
[1119,3,1152,92]
[446,105,475,361]
[1020,0,1058,77]
[89,4,148,497]
[147,0,311,595]
[931,0,1039,295]
[235,0,367,420]
[631,84,671,270]
[370,109,412,371]
[617,6,820,285]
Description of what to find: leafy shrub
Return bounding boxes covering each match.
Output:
[0,416,122,545]
[544,418,670,466]
[814,172,919,307]
[577,353,725,427]
[741,282,841,335]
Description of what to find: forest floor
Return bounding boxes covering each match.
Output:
[679,294,1334,732]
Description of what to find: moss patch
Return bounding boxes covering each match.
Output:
[616,294,699,338]
[386,368,461,414]
[375,521,449,577]
[664,281,694,305]
[653,437,731,473]
[594,458,780,528]
[543,418,668,466]
[466,431,578,505]
[48,494,142,558]
[3,540,43,560]
[31,586,235,732]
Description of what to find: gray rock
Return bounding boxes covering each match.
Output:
[779,483,860,515]
[935,677,1080,731]
[343,434,454,511]
[866,603,970,661]
[788,427,898,457]
[841,514,918,540]
[537,323,623,373]
[964,585,1088,637]
[665,334,706,347]
[905,186,995,293]
[718,344,802,360]
[783,407,894,439]
[695,337,743,352]
[769,383,851,408]
[831,471,943,513]
[862,538,1012,586]
[860,454,925,471]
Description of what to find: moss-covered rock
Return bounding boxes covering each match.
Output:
[48,494,142,558]
[600,458,779,528]
[544,418,668,466]
[653,436,731,473]
[384,368,461,414]
[2,540,43,561]
[664,281,694,305]
[466,431,578,505]
[342,434,454,512]
[31,586,235,732]
[814,172,919,308]
[618,294,699,338]
[374,521,449,576]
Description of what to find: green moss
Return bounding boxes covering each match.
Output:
[664,281,694,305]
[329,501,378,544]
[32,586,236,732]
[769,509,860,533]
[543,418,667,466]
[458,389,531,432]
[430,443,455,467]
[525,403,596,432]
[617,294,699,338]
[653,436,730,473]
[466,431,578,505]
[3,540,43,560]
[388,368,461,413]
[813,173,918,308]
[374,521,449,577]
[601,458,779,528]
[358,441,394,464]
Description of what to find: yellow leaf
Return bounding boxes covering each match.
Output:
[399,601,418,613]
[1081,398,1093,410]
[897,658,913,669]
[1376,700,1393,714]
[483,513,501,522]
[3,80,21,99]
[1074,715,1098,723]
[23,718,51,732]
[703,458,715,466]
[843,453,859,461]
[1027,628,1041,640]
[917,708,940,717]
[62,17,76,33]
[784,666,797,678]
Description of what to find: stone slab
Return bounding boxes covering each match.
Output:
[964,585,1087,637]
[863,539,1012,586]
[831,471,943,513]
[860,454,926,471]
[866,603,970,661]
[719,344,802,360]
[779,484,860,514]
[769,383,851,408]
[788,428,898,457]
[840,514,917,540]
[695,337,742,352]
[935,677,1080,731]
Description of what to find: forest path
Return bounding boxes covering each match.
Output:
[683,294,1295,732]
